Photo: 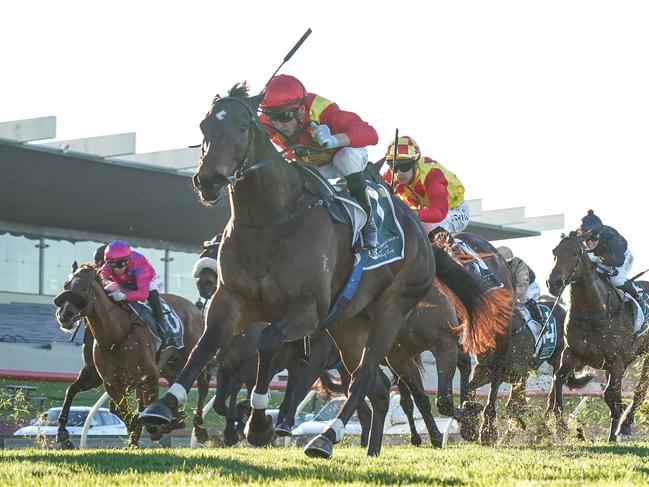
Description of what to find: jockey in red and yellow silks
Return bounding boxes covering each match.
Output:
[384,136,469,236]
[260,74,379,249]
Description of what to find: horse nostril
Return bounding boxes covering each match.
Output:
[192,173,201,188]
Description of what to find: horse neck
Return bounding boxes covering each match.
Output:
[84,280,131,349]
[569,271,617,316]
[229,135,306,227]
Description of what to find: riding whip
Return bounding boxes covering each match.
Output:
[629,268,649,282]
[389,128,399,189]
[532,285,566,359]
[264,28,312,88]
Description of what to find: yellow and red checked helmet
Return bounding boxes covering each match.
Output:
[385,136,421,163]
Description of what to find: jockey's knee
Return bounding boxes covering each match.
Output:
[332,147,368,176]
[611,274,626,288]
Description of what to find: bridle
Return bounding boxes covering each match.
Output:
[554,235,592,288]
[200,95,334,229]
[202,96,280,188]
[60,271,98,322]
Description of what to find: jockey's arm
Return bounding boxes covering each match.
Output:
[417,169,449,224]
[320,104,378,148]
[124,267,154,302]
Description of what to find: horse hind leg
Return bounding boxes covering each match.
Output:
[616,356,649,438]
[192,369,211,444]
[57,365,103,449]
[479,366,504,445]
[395,379,422,447]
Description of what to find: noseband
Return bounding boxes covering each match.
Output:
[56,273,97,322]
[556,235,592,287]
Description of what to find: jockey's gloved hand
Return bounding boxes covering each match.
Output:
[311,123,339,149]
[110,291,127,302]
[104,281,120,293]
[587,252,601,263]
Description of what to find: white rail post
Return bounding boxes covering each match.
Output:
[80,391,109,449]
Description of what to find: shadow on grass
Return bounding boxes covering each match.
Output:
[2,450,465,485]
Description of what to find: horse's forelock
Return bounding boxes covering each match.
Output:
[228,82,250,99]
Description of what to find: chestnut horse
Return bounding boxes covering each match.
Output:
[140,83,503,459]
[54,264,211,446]
[547,231,649,441]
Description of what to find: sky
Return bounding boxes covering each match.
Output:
[3,0,649,292]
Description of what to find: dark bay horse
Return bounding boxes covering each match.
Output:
[54,264,211,446]
[547,231,649,441]
[140,83,503,458]
[459,297,595,442]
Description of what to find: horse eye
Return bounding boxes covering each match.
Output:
[240,126,248,134]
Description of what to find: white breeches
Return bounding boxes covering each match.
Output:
[519,280,541,303]
[421,201,470,235]
[317,147,369,179]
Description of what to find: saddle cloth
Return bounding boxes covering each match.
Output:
[518,303,558,360]
[623,292,649,337]
[453,237,503,293]
[299,166,405,271]
[127,299,184,352]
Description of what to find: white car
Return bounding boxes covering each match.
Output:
[291,394,459,437]
[14,407,127,437]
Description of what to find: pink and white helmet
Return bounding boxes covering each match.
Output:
[104,240,131,262]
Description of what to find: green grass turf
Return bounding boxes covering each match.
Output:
[0,443,648,486]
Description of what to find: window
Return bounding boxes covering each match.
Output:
[0,233,39,293]
[167,250,200,302]
[43,239,104,296]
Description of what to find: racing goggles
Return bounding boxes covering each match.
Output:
[108,259,129,269]
[392,159,416,172]
[264,109,297,123]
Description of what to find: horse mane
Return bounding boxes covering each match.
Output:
[211,82,250,108]
[78,263,102,283]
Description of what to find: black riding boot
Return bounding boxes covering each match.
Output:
[148,290,166,330]
[345,172,378,250]
[619,281,649,321]
[524,298,544,324]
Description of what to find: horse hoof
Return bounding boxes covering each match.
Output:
[139,400,173,426]
[274,422,293,437]
[430,433,443,448]
[244,414,275,447]
[411,434,423,447]
[57,439,75,450]
[304,435,333,459]
[618,423,632,437]
[194,424,209,444]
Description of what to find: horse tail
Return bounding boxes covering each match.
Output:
[564,368,596,389]
[315,371,345,399]
[431,245,511,355]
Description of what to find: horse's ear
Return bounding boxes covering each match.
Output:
[560,232,566,239]
[248,91,265,111]
[72,261,78,273]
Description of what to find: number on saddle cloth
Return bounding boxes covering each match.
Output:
[453,238,503,293]
[128,300,184,352]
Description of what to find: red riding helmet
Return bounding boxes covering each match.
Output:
[104,240,131,262]
[260,75,308,111]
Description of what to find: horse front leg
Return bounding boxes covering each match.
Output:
[617,356,649,437]
[604,361,626,442]
[389,351,442,447]
[245,298,318,447]
[56,364,103,449]
[394,379,422,446]
[306,305,408,459]
[457,348,472,405]
[479,365,504,445]
[505,377,528,431]
[547,347,582,441]
[458,359,489,442]
[192,369,211,444]
[140,290,250,429]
